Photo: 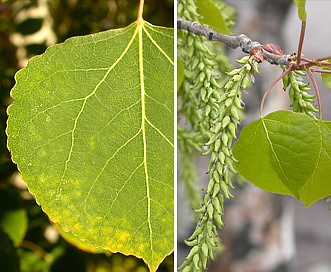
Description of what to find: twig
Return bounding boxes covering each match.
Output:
[301,57,331,68]
[178,18,292,66]
[310,68,331,74]
[314,56,331,62]
[296,21,306,67]
[20,240,52,260]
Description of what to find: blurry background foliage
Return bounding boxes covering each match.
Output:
[0,0,173,271]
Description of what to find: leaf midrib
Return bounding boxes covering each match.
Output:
[138,20,154,258]
[261,119,289,183]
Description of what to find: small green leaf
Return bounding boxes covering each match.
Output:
[233,111,331,207]
[7,20,173,271]
[196,0,231,35]
[0,209,27,247]
[0,189,28,247]
[293,0,307,21]
[321,71,331,89]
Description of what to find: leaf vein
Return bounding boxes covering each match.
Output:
[60,26,139,182]
[143,25,174,65]
[261,120,289,181]
[83,128,142,213]
[146,117,173,147]
[98,162,144,226]
[139,22,153,256]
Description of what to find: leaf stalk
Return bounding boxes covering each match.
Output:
[137,0,145,23]
[306,68,322,120]
[260,64,294,118]
[296,20,306,67]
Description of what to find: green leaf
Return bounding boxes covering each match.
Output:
[321,70,331,89]
[0,209,27,247]
[233,111,331,207]
[214,1,236,26]
[196,0,231,35]
[0,189,28,247]
[7,20,174,271]
[293,0,307,21]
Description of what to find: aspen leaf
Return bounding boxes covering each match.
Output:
[293,0,307,21]
[196,0,231,35]
[7,20,174,271]
[233,111,331,207]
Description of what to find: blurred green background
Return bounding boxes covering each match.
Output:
[0,0,173,271]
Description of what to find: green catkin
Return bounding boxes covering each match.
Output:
[178,0,256,271]
[286,70,318,117]
[179,56,256,272]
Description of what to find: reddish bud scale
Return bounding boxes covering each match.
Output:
[249,47,265,63]
[261,43,284,56]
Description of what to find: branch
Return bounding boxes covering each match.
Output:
[178,18,292,66]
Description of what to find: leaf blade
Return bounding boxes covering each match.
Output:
[233,111,331,206]
[7,21,174,271]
